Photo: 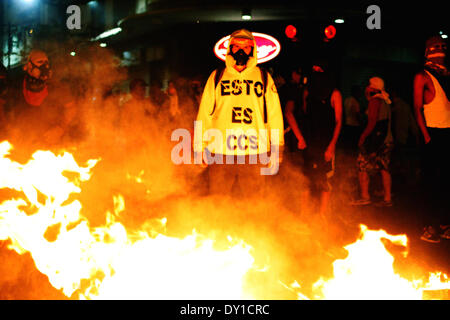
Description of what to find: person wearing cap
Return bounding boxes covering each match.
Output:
[5,49,77,148]
[300,59,343,217]
[413,35,450,243]
[351,77,393,207]
[194,29,284,197]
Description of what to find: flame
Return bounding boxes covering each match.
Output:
[0,140,448,300]
[310,225,450,300]
[0,141,255,299]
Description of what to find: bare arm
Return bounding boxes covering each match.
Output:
[413,72,431,144]
[358,98,381,147]
[325,89,343,161]
[285,100,306,149]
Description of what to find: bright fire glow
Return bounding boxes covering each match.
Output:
[311,225,450,300]
[0,140,448,300]
[0,141,255,299]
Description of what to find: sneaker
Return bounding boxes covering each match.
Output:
[440,225,450,240]
[350,198,371,206]
[420,226,441,243]
[375,200,393,207]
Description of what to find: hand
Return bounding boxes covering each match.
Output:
[297,138,307,150]
[424,133,431,144]
[358,137,364,148]
[324,145,335,162]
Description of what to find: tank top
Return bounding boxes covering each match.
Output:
[423,70,450,128]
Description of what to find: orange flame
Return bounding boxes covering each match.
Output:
[310,225,449,299]
[0,141,255,299]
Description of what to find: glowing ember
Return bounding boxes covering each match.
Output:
[0,141,254,299]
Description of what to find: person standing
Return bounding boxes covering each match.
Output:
[194,29,284,197]
[5,50,77,148]
[302,60,343,216]
[351,77,394,207]
[284,67,308,154]
[343,85,363,150]
[413,35,450,243]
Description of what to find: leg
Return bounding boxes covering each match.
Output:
[380,169,392,202]
[358,170,370,200]
[208,164,237,196]
[318,155,334,217]
[319,190,331,216]
[237,163,265,199]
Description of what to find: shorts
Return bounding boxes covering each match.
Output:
[357,142,394,173]
[303,147,335,192]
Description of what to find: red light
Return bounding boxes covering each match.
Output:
[285,25,297,39]
[324,25,336,39]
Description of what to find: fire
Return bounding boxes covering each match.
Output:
[311,225,450,300]
[0,141,254,299]
[0,140,448,300]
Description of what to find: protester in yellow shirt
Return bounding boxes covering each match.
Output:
[194,29,284,197]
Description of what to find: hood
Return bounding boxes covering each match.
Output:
[225,29,258,71]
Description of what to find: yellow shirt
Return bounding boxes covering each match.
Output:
[194,66,284,156]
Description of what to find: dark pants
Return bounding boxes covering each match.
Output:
[420,127,450,226]
[207,156,266,198]
[302,147,334,194]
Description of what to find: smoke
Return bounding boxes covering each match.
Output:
[0,42,407,299]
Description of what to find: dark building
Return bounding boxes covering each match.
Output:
[1,0,448,101]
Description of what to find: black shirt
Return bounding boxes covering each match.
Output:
[304,71,336,151]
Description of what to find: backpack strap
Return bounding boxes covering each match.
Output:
[209,66,225,116]
[260,67,268,123]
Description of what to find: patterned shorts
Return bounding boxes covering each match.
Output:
[357,142,394,173]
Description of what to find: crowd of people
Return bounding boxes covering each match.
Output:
[0,30,448,244]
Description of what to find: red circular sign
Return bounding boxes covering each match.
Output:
[285,25,297,39]
[324,25,336,39]
[214,32,281,64]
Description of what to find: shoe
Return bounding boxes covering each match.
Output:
[440,225,450,240]
[420,226,441,243]
[375,200,393,207]
[350,198,371,206]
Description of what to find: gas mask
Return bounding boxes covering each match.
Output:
[425,36,447,62]
[24,53,52,92]
[424,36,448,75]
[426,42,447,60]
[230,46,253,66]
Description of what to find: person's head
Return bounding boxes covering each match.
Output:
[365,76,391,104]
[129,78,146,100]
[23,49,51,92]
[425,35,447,65]
[167,80,177,96]
[227,29,256,71]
